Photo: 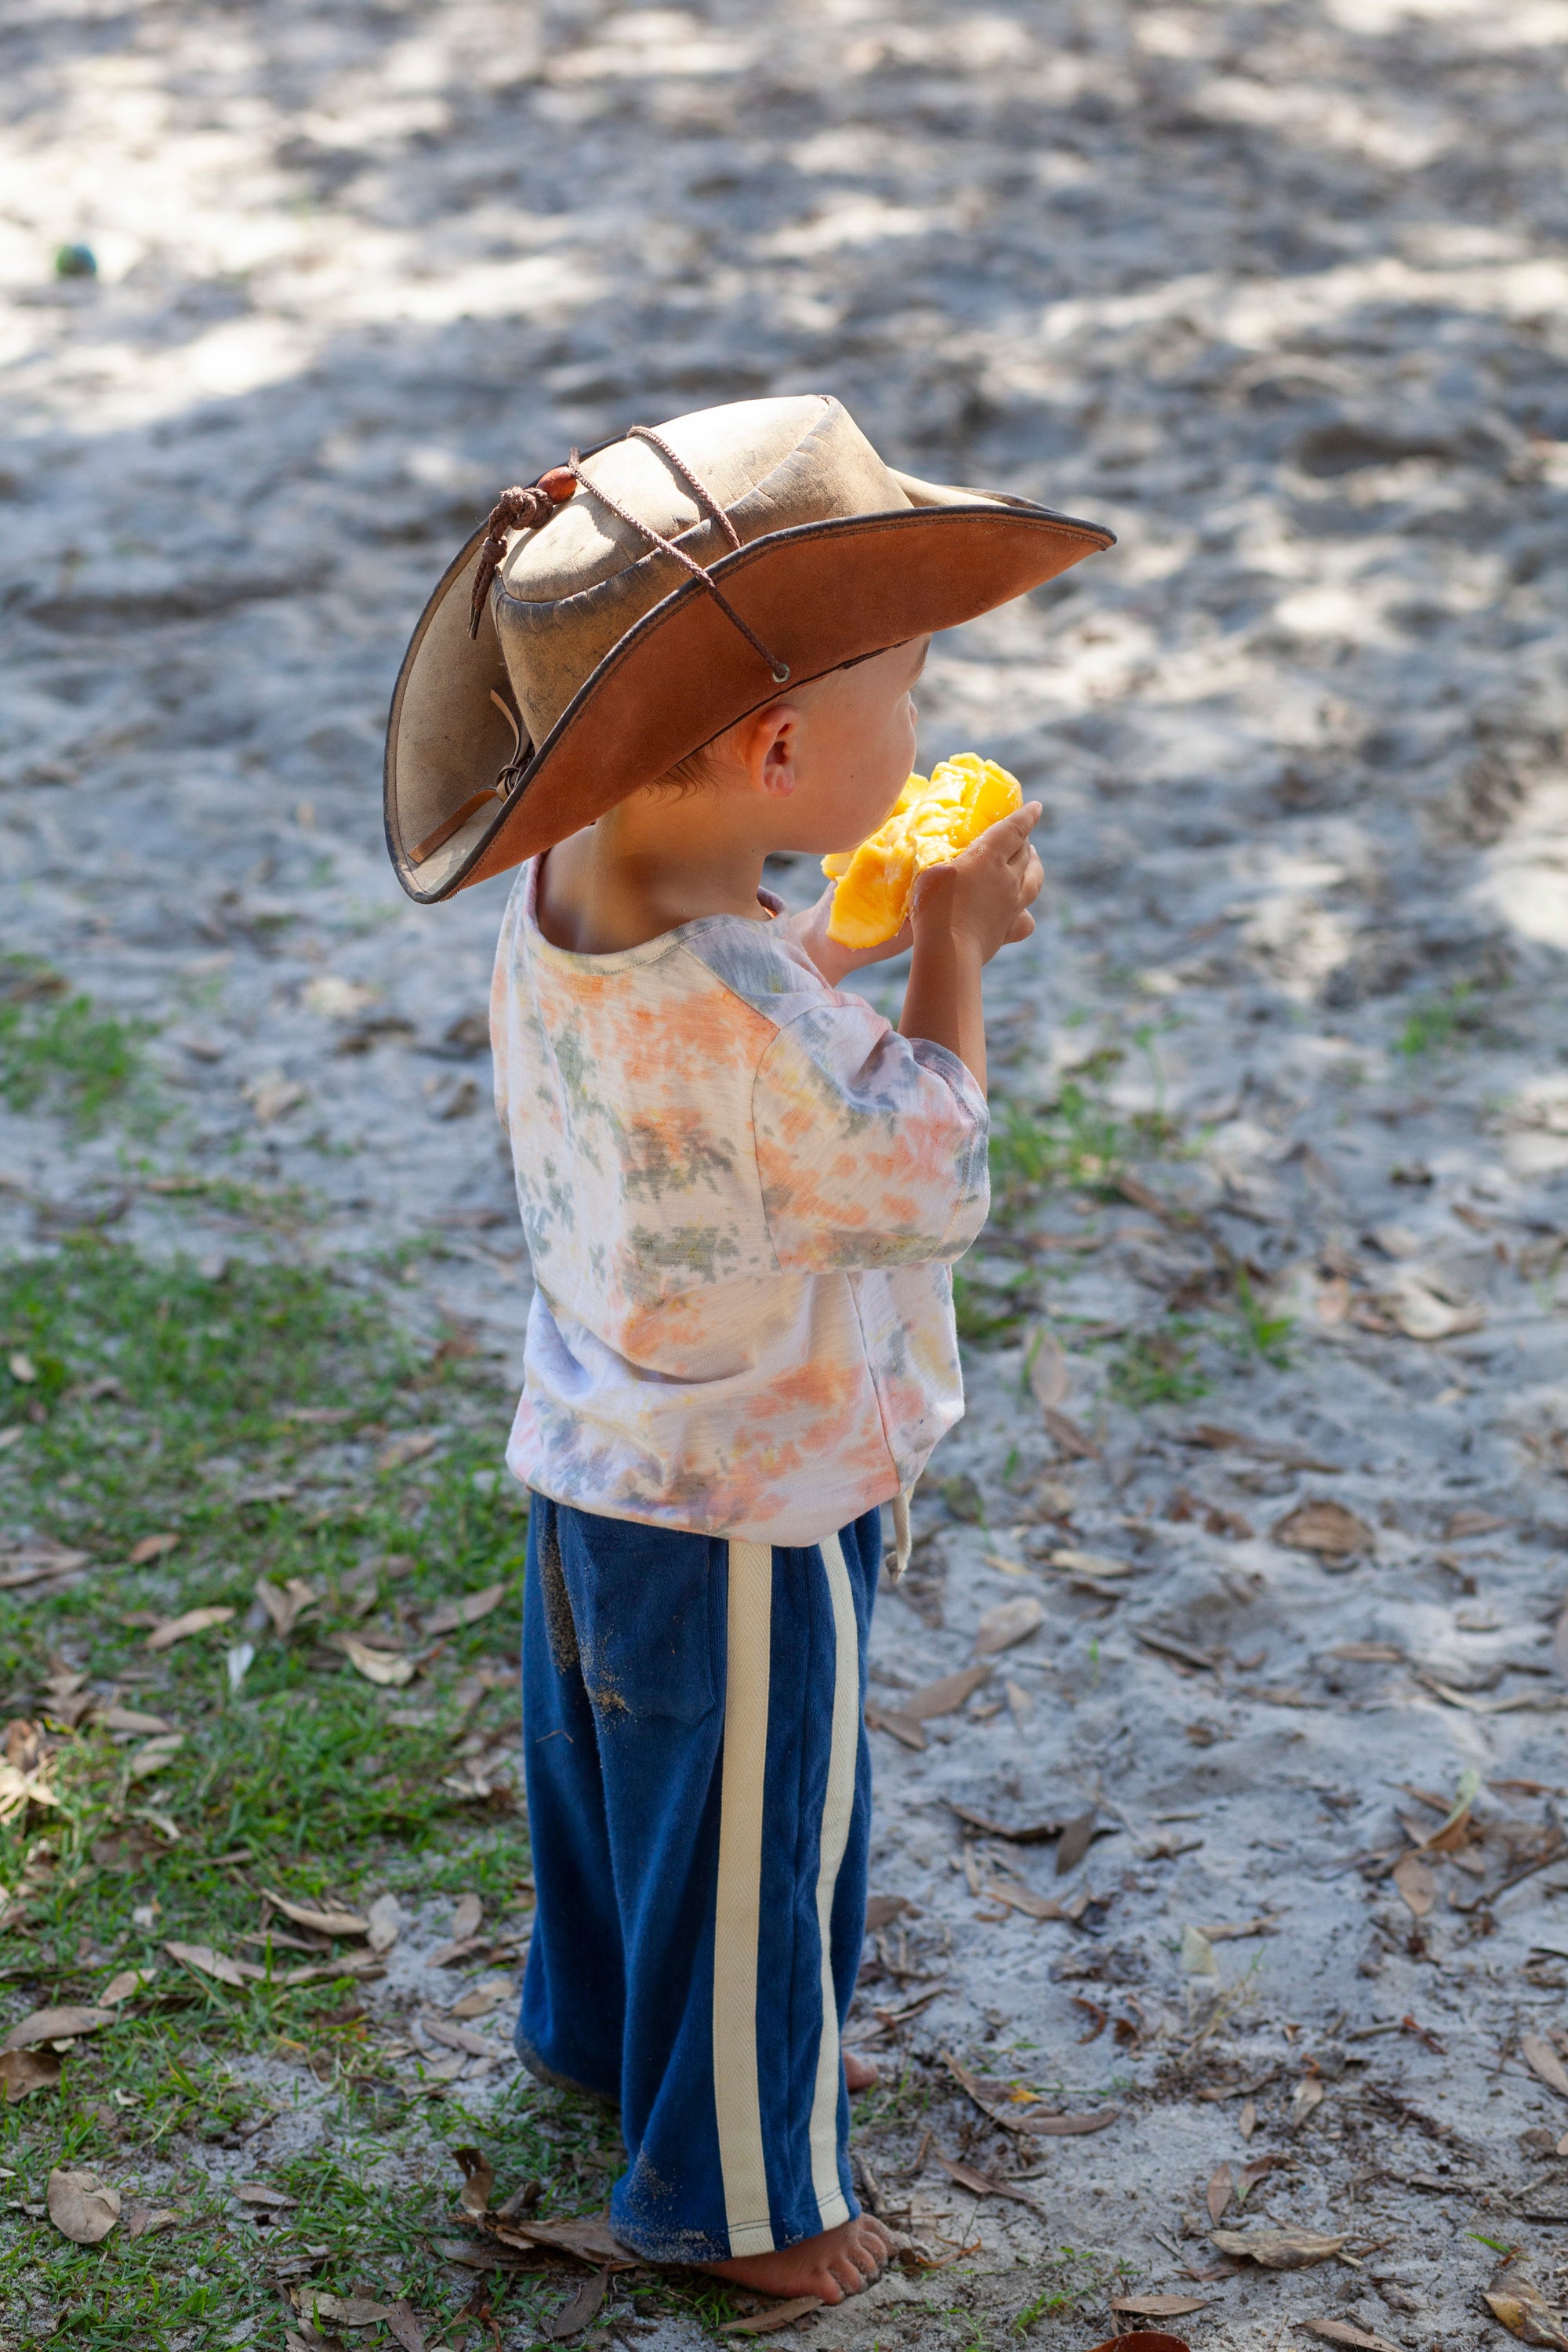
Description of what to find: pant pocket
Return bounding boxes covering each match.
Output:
[557,1512,724,1726]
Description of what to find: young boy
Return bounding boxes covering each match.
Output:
[383,397,1112,2302]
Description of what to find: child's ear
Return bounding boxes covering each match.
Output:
[742,702,800,800]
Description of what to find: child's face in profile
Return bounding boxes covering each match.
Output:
[751,636,929,857]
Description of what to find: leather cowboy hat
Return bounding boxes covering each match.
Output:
[383,392,1114,904]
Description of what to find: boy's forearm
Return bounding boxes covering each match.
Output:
[899,927,987,1092]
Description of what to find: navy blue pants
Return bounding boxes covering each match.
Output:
[517,1495,882,2263]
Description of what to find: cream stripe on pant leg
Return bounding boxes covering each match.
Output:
[712,1538,775,2255]
[806,1530,860,2228]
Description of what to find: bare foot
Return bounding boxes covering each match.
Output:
[844,2048,880,2094]
[700,2212,894,2304]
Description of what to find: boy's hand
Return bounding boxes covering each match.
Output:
[909,803,1044,964]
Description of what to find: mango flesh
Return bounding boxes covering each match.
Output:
[822,753,1023,949]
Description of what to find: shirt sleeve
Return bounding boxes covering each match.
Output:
[751,997,990,1272]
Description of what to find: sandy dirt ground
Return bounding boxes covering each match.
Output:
[4,0,1568,2344]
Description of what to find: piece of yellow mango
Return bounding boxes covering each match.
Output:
[822,753,1023,949]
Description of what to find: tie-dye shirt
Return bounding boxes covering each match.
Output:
[491,857,989,1545]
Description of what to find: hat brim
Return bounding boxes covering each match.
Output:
[384,492,1114,905]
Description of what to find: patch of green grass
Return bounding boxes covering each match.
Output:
[952,1268,1035,1345]
[1396,978,1479,1058]
[1109,1322,1210,1407]
[0,958,156,1129]
[1230,1265,1294,1367]
[989,1076,1178,1224]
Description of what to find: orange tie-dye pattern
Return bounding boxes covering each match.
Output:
[489,860,989,1548]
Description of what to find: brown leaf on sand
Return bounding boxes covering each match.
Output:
[1045,1548,1130,1582]
[1112,2294,1213,2319]
[1385,1276,1484,1341]
[47,2166,121,2244]
[129,1533,180,1565]
[421,1584,506,1637]
[864,1702,927,1749]
[1207,2162,1233,2223]
[340,1635,416,1687]
[1290,2075,1327,2128]
[1026,1327,1070,1411]
[1236,2153,1283,2205]
[0,2048,60,2099]
[863,1893,909,1929]
[255,1576,318,1639]
[233,2182,296,2209]
[539,2273,608,2340]
[4,2003,113,2050]
[165,1940,251,1988]
[1522,2034,1568,2100]
[1298,2321,1404,2352]
[263,1889,370,1938]
[1391,1853,1437,1918]
[908,1665,991,1719]
[944,2051,1116,2136]
[1238,2098,1258,2140]
[100,1968,156,2006]
[719,2296,826,2336]
[1055,1807,1100,1877]
[384,2300,430,2352]
[454,2144,495,2215]
[946,1803,1062,1846]
[145,1605,234,1651]
[367,1893,403,1952]
[935,2149,1047,2213]
[452,1891,484,1940]
[1486,2263,1568,2351]
[1040,1405,1102,1461]
[1210,2227,1345,2268]
[122,2203,183,2238]
[377,1429,439,1473]
[293,2288,393,2327]
[974,1596,1044,1657]
[1271,1501,1373,1561]
[486,2211,635,2266]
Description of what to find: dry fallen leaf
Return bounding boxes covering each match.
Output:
[165,1940,249,1988]
[1238,2097,1257,2140]
[1486,2263,1568,2351]
[1522,2034,1568,2100]
[1045,1548,1130,1581]
[145,1605,234,1653]
[4,2003,112,2051]
[377,1430,439,1473]
[100,1968,156,2006]
[255,1576,319,1639]
[0,2048,60,2100]
[1290,2075,1327,2127]
[974,1595,1044,1657]
[540,2273,609,2341]
[1026,1327,1070,1410]
[423,2014,495,2056]
[1271,1501,1374,1561]
[485,2210,637,2266]
[864,1893,909,1930]
[293,2288,393,2327]
[263,1889,370,1938]
[718,2296,826,2336]
[1391,1853,1437,1918]
[452,1892,484,1940]
[367,1893,403,1953]
[422,1583,506,1637]
[1206,2161,1233,2223]
[1181,1926,1219,1977]
[1112,2295,1213,2319]
[454,2143,495,2215]
[384,2301,430,2352]
[1210,2227,1345,2268]
[122,2203,183,2238]
[1040,1404,1102,1461]
[1385,1274,1485,1341]
[129,1532,180,1566]
[1298,2321,1404,2352]
[934,2149,1047,2212]
[48,2166,122,2244]
[233,2182,296,2209]
[341,1635,416,1688]
[1055,1807,1100,1877]
[450,1977,512,2021]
